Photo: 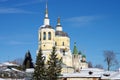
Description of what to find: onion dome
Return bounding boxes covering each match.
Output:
[82,54,86,58]
[55,17,69,37]
[56,17,62,31]
[55,31,68,37]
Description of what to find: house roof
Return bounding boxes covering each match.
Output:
[61,68,104,78]
[26,68,34,73]
[61,72,101,78]
[81,68,104,72]
[2,62,18,67]
[61,68,120,79]
[101,71,120,79]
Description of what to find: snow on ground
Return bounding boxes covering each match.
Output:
[0,78,24,80]
[0,78,5,80]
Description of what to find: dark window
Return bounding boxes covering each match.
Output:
[55,42,57,46]
[63,49,65,56]
[88,71,93,75]
[48,32,51,40]
[40,33,41,41]
[43,32,46,40]
[62,42,64,46]
[103,74,110,76]
[63,78,67,80]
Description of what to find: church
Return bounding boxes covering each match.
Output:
[37,3,88,73]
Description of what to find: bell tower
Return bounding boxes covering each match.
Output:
[38,3,55,63]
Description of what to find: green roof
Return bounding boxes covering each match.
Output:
[73,42,78,54]
[82,54,86,58]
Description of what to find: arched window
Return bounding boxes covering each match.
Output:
[48,32,51,40]
[43,32,46,40]
[40,32,41,41]
[62,42,64,46]
[55,42,57,46]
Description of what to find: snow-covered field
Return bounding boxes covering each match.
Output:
[0,78,24,80]
[0,78,4,80]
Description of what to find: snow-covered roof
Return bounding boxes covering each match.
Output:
[101,71,120,79]
[0,63,3,67]
[40,25,46,28]
[81,68,104,72]
[11,68,24,73]
[39,25,53,30]
[0,78,24,80]
[3,68,12,72]
[61,68,104,78]
[26,68,34,73]
[2,62,18,66]
[110,72,120,79]
[61,72,101,78]
[61,68,120,79]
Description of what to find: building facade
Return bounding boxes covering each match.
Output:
[38,3,88,73]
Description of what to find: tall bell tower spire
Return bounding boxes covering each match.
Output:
[45,2,48,18]
[44,2,50,25]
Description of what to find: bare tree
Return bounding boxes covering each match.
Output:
[9,58,23,65]
[12,58,24,65]
[104,51,118,71]
[94,64,103,69]
[88,61,93,68]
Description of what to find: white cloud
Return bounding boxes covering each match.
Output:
[0,7,35,14]
[64,16,100,27]
[66,16,95,22]
[0,0,43,14]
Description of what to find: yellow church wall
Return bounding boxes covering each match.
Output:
[54,36,73,67]
[79,62,88,69]
[62,55,72,67]
[40,29,55,40]
[61,67,74,73]
[41,41,54,50]
[54,36,70,50]
[38,28,55,50]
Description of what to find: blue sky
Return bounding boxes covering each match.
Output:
[0,0,120,69]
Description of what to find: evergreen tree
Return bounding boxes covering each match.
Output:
[26,60,30,69]
[56,57,62,76]
[23,50,34,70]
[33,48,45,80]
[47,46,62,80]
